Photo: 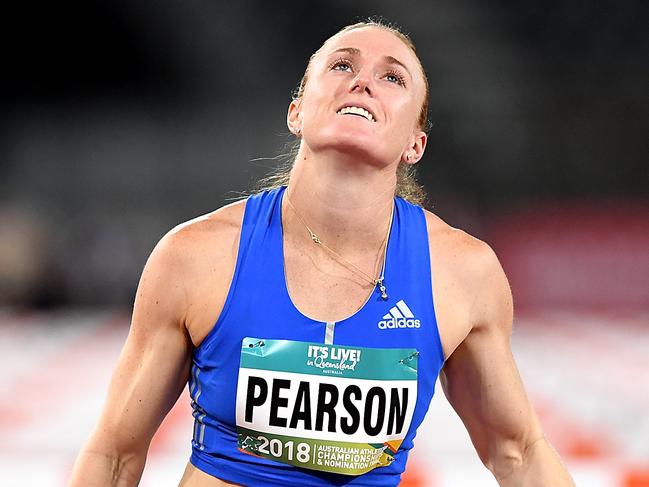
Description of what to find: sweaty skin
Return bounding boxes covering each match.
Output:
[70,25,574,487]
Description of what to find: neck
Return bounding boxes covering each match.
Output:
[284,145,396,253]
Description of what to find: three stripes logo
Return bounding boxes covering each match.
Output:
[378,300,421,330]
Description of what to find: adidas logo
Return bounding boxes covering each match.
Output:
[377,300,421,329]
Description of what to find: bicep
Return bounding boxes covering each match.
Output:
[88,233,193,455]
[440,246,542,467]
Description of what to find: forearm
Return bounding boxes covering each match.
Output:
[493,437,575,487]
[69,448,145,487]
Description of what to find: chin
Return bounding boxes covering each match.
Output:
[325,137,379,158]
[312,127,384,160]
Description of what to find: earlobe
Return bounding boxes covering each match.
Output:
[287,98,302,136]
[404,131,427,164]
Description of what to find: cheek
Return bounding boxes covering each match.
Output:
[300,88,330,123]
[391,101,420,137]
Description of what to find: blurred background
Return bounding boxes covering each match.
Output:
[0,1,647,486]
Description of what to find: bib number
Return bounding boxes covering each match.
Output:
[236,338,418,475]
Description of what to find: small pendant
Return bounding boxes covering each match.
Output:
[376,277,388,300]
[379,284,388,300]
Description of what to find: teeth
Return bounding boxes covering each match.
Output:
[337,106,375,122]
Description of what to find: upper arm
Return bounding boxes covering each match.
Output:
[72,204,245,484]
[439,242,543,470]
[87,229,194,457]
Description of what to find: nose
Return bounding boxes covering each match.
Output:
[349,68,373,96]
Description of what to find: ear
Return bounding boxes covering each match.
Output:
[401,130,427,164]
[287,98,302,136]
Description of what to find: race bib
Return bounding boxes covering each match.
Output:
[236,337,418,475]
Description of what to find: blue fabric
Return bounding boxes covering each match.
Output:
[189,186,444,486]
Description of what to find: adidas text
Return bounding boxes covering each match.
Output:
[378,300,420,330]
[378,318,421,329]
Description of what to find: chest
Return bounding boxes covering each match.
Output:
[283,241,384,323]
[285,241,473,359]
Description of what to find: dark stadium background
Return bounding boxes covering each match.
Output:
[1,2,647,486]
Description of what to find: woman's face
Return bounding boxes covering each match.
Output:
[288,26,427,167]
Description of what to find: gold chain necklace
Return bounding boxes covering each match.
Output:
[284,192,393,300]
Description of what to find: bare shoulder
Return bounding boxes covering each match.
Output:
[422,210,512,357]
[137,197,247,309]
[143,198,247,346]
[423,209,502,289]
[164,198,247,256]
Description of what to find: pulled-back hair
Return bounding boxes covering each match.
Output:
[255,19,431,207]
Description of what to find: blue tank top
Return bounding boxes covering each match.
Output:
[189,186,445,486]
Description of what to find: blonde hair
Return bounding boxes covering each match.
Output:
[256,19,431,207]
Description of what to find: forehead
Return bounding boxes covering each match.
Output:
[318,26,420,70]
[314,26,425,91]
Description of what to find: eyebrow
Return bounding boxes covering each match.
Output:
[328,47,412,79]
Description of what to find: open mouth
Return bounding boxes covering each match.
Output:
[336,106,375,122]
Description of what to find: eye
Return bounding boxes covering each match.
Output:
[385,70,406,87]
[329,58,354,72]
